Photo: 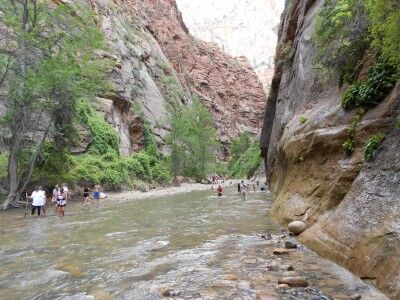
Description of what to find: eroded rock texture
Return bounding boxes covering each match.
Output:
[260,0,399,298]
[82,0,267,154]
[138,0,267,145]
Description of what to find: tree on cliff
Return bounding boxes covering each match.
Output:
[0,0,109,209]
[167,98,219,183]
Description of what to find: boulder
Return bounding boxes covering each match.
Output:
[278,276,308,287]
[288,221,306,235]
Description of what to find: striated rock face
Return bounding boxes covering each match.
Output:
[176,0,284,92]
[137,0,267,145]
[261,0,399,298]
[76,0,267,154]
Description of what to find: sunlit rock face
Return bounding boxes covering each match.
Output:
[260,0,400,298]
[176,0,285,92]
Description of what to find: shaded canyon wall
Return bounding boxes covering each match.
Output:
[260,0,399,298]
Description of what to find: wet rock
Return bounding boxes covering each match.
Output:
[91,289,114,300]
[56,262,83,278]
[284,241,297,249]
[159,287,171,297]
[350,294,361,300]
[281,264,294,271]
[224,273,239,281]
[278,276,308,287]
[288,221,306,235]
[280,234,287,239]
[266,261,281,271]
[261,234,273,240]
[278,283,290,289]
[273,248,290,255]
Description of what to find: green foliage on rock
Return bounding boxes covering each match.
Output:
[342,139,355,155]
[76,100,120,155]
[314,0,370,81]
[229,141,262,179]
[367,0,400,73]
[299,116,308,125]
[341,59,398,110]
[364,133,385,161]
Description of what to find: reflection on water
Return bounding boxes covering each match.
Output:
[0,188,387,299]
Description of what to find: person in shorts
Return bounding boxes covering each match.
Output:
[93,185,100,203]
[56,187,67,217]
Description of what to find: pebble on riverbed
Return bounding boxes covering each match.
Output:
[278,276,309,287]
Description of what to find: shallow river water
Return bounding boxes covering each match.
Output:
[0,187,388,300]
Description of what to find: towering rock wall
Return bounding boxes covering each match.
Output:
[260,0,399,298]
[83,0,267,155]
[137,0,267,146]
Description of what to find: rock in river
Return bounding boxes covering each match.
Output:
[278,276,308,287]
[284,241,297,249]
[273,248,290,255]
[288,221,306,235]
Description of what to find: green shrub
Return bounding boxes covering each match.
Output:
[151,158,172,184]
[342,138,355,155]
[341,59,398,110]
[229,142,262,179]
[367,0,400,73]
[364,133,385,161]
[299,116,308,125]
[75,99,120,155]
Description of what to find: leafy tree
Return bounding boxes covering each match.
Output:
[167,98,219,182]
[0,0,109,208]
[367,0,400,72]
[314,0,370,83]
[229,141,262,179]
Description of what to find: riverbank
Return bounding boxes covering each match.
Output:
[107,181,235,203]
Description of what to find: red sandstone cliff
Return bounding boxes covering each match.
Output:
[137,0,267,146]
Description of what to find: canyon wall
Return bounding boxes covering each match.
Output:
[83,0,267,155]
[260,0,399,298]
[176,0,284,92]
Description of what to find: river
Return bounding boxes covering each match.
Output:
[0,187,387,299]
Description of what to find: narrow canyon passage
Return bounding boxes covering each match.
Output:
[0,189,387,299]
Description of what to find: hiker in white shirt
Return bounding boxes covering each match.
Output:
[28,186,46,217]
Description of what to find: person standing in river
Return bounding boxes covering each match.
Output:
[93,185,101,203]
[217,185,223,197]
[83,187,90,205]
[56,187,67,217]
[240,181,248,200]
[27,186,45,217]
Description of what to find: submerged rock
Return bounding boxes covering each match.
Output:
[284,241,297,249]
[278,276,308,287]
[56,262,83,278]
[273,248,290,255]
[288,221,306,235]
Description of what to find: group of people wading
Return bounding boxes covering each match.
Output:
[27,184,101,218]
